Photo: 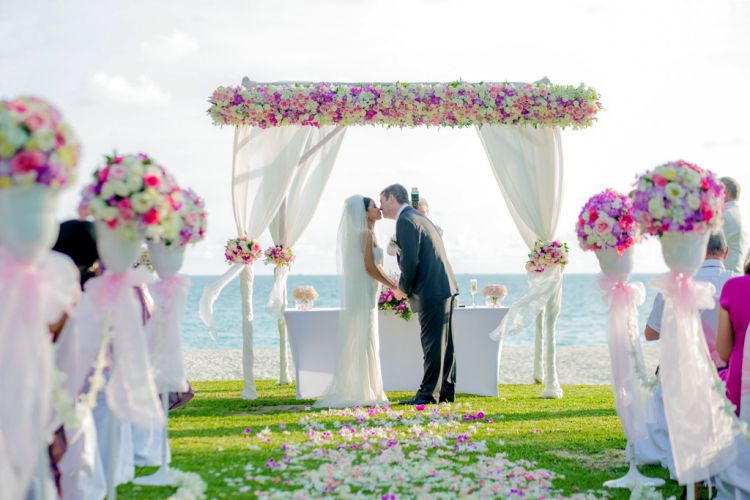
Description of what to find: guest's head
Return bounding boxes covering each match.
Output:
[52,220,99,288]
[744,253,750,275]
[417,197,430,216]
[705,230,728,261]
[379,184,409,220]
[720,176,740,202]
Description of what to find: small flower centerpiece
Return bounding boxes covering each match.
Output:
[482,284,508,307]
[264,245,294,268]
[525,240,569,273]
[292,285,318,310]
[225,237,263,265]
[632,160,725,274]
[378,287,411,321]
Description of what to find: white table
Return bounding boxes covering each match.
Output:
[285,306,507,399]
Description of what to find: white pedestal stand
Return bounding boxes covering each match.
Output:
[603,442,665,489]
[106,413,119,499]
[132,393,174,486]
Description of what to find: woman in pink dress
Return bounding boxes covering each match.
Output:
[715,258,750,497]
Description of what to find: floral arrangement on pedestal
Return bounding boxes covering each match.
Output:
[209,81,602,130]
[148,187,208,246]
[631,160,725,237]
[78,153,177,240]
[292,286,318,310]
[264,245,294,268]
[525,240,569,273]
[482,284,508,307]
[225,237,263,265]
[378,287,412,321]
[576,189,640,254]
[0,96,81,189]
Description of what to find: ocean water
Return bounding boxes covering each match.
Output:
[183,274,660,349]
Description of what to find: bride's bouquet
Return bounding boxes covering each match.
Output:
[378,287,411,321]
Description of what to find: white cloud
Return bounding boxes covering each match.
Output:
[90,73,171,105]
[140,31,198,60]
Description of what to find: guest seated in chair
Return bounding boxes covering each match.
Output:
[635,231,735,475]
[715,255,750,498]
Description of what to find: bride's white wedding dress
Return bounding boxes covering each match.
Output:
[314,197,388,408]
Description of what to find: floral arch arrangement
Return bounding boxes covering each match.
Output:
[208,80,602,129]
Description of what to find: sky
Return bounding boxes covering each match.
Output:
[2,0,750,276]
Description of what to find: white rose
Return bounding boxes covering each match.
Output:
[100,182,115,200]
[126,174,143,192]
[648,198,666,218]
[111,181,130,197]
[687,194,701,210]
[29,129,56,152]
[131,192,152,213]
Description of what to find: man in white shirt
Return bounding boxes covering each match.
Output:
[636,231,735,472]
[720,176,747,274]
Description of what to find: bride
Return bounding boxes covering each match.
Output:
[314,195,401,408]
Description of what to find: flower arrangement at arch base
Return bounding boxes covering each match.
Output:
[264,244,294,268]
[378,286,412,321]
[225,237,264,265]
[525,240,569,273]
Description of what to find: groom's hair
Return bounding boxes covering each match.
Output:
[381,184,409,204]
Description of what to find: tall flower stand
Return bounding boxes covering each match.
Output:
[655,231,738,499]
[87,222,164,500]
[133,242,189,487]
[0,185,78,500]
[596,248,664,490]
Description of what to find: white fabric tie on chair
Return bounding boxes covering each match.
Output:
[0,249,79,500]
[80,268,164,427]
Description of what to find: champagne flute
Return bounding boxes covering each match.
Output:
[470,279,478,307]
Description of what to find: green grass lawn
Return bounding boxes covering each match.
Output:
[120,381,682,499]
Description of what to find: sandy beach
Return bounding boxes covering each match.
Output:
[184,345,660,385]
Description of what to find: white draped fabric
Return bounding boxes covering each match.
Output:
[477,125,564,397]
[652,272,739,484]
[147,275,190,393]
[598,276,652,444]
[78,269,164,427]
[0,249,79,500]
[200,125,335,399]
[267,126,346,384]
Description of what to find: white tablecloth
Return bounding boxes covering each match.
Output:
[285,306,507,399]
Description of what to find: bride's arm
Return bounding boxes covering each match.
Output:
[363,231,398,290]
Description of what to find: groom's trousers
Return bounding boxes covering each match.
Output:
[416,296,456,403]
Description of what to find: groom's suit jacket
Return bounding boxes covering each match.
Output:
[396,206,458,313]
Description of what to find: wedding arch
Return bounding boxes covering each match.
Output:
[199,78,602,400]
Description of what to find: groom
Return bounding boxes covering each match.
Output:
[380,184,459,404]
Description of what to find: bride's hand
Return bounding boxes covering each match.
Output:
[392,288,407,301]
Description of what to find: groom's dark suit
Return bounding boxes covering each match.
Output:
[395,206,459,403]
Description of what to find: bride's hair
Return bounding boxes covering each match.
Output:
[363,197,373,212]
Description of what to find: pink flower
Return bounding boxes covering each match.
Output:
[143,173,160,188]
[109,165,128,181]
[117,198,131,210]
[143,208,159,225]
[10,150,45,173]
[106,218,118,229]
[415,404,426,411]
[594,219,612,234]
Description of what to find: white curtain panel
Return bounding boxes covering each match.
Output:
[267,126,346,384]
[477,124,564,397]
[200,125,310,399]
